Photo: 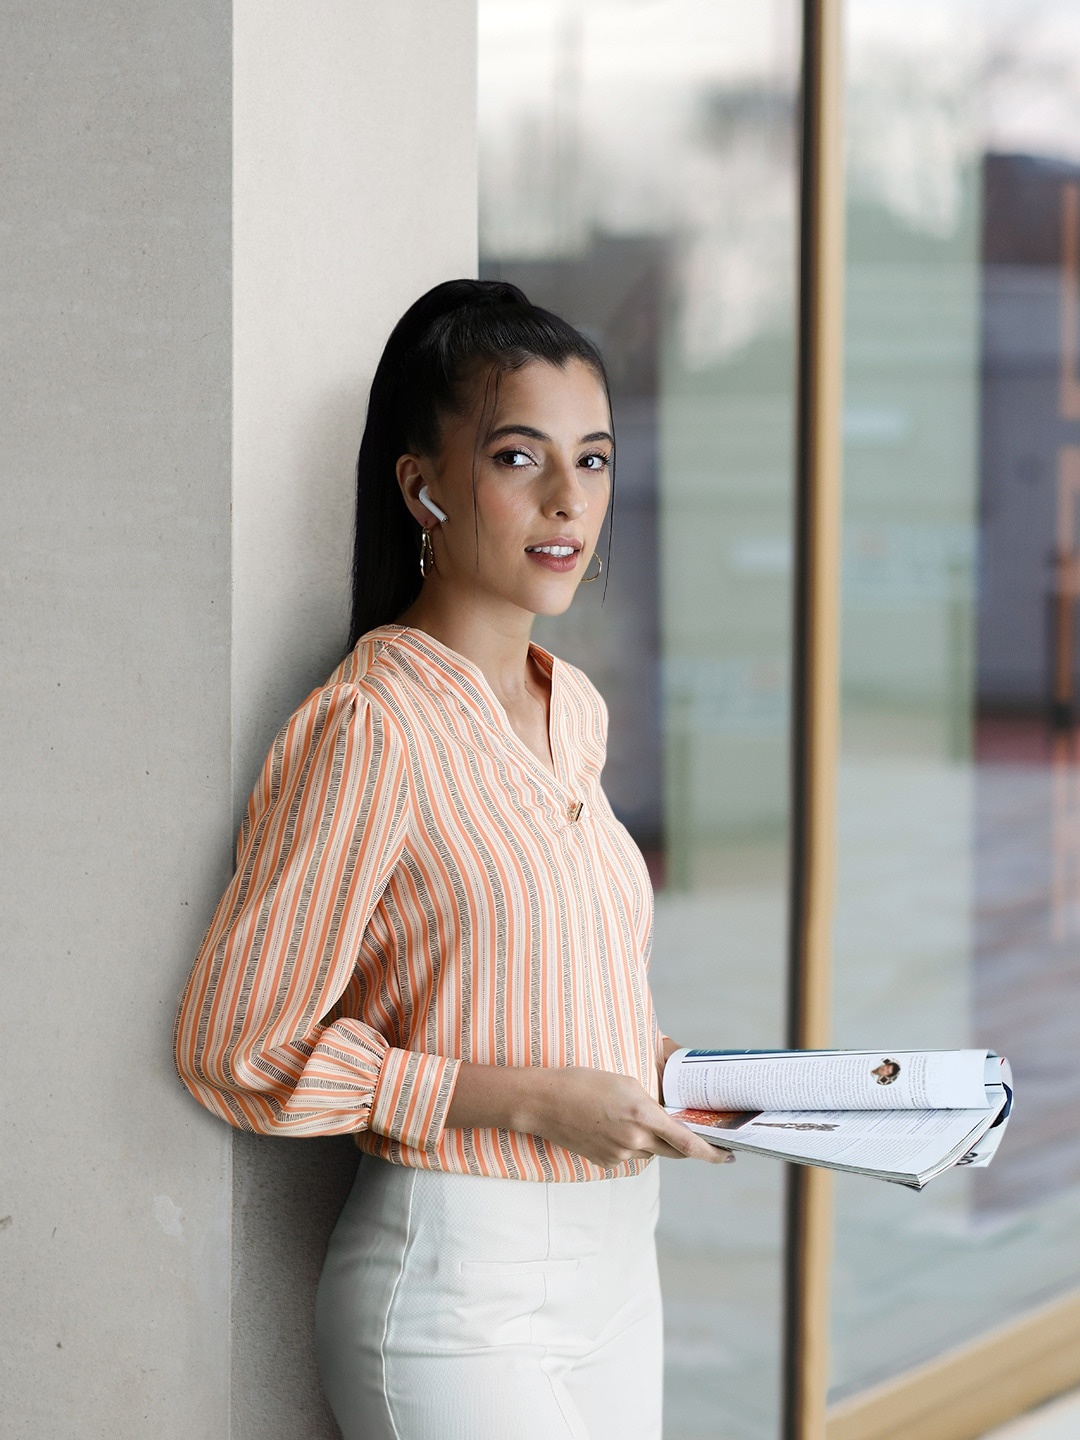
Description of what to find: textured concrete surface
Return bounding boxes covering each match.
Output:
[0,3,233,1434]
[1,4,477,1436]
[227,7,476,1437]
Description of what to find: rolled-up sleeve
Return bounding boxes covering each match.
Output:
[173,683,459,1144]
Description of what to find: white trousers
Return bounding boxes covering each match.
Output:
[316,1154,663,1440]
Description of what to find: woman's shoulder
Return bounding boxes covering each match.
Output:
[271,658,402,762]
[325,628,400,690]
[552,651,605,703]
[248,636,400,764]
[545,648,609,743]
[318,627,433,733]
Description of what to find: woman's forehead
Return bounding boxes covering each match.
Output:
[484,359,610,433]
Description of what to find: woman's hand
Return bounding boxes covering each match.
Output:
[444,1063,734,1169]
[523,1067,734,1168]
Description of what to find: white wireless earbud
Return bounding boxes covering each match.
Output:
[418,484,448,523]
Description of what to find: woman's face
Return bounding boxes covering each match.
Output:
[399,358,613,621]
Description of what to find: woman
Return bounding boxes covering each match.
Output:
[174,279,729,1440]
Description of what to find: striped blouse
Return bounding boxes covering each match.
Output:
[174,624,664,1182]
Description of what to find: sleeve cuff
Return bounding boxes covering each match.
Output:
[370,1047,461,1151]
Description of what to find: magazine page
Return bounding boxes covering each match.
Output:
[669,1092,1007,1182]
[662,1048,993,1113]
[960,1057,1014,1168]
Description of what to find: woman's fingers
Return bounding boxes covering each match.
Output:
[645,1136,735,1163]
[631,1092,736,1165]
[648,1111,735,1164]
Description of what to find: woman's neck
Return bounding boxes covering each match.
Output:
[397,590,538,711]
[399,590,554,773]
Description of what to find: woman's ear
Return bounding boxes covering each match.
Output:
[396,455,444,526]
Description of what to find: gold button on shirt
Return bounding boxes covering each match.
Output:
[174,625,667,1182]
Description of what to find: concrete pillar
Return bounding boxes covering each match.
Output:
[0,4,477,1436]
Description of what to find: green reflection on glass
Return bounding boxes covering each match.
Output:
[831,0,1080,1403]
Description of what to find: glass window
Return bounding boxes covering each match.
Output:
[830,0,1080,1402]
[479,4,800,1436]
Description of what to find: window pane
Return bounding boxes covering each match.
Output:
[831,0,1080,1402]
[479,4,800,1436]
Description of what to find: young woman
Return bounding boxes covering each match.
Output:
[174,279,730,1440]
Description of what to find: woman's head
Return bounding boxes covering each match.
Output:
[349,279,613,645]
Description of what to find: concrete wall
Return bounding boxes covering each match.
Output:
[229,6,477,1436]
[0,4,476,1436]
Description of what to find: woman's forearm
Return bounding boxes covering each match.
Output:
[446,1040,688,1134]
[441,1059,728,1168]
[444,1062,556,1133]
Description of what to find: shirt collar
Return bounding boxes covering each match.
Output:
[367,624,565,784]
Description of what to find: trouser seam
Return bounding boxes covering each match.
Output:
[378,1165,416,1440]
[536,1184,585,1438]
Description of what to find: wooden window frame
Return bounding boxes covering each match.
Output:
[786,4,1080,1437]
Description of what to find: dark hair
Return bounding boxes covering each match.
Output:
[348,278,612,647]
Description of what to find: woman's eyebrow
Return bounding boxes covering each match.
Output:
[486,424,614,445]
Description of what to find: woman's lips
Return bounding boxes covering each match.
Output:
[525,542,581,573]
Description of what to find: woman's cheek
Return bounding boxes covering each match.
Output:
[478,489,532,549]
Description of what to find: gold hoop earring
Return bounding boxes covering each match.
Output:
[580,551,603,583]
[419,527,436,579]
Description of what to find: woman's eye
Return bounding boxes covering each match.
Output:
[494,448,534,468]
[580,452,611,471]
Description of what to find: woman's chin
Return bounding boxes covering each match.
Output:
[442,571,586,622]
[524,580,583,619]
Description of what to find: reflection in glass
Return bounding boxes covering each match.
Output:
[479,4,800,1436]
[831,0,1080,1402]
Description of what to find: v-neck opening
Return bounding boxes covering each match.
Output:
[375,625,564,789]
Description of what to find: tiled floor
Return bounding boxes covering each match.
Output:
[980,1388,1080,1439]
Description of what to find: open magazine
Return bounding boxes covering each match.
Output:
[663,1048,1013,1189]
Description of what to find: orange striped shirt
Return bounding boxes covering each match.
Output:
[174,624,665,1181]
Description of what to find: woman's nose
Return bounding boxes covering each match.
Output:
[544,460,588,518]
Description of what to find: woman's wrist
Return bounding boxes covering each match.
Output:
[444,1062,560,1134]
[509,1065,565,1136]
